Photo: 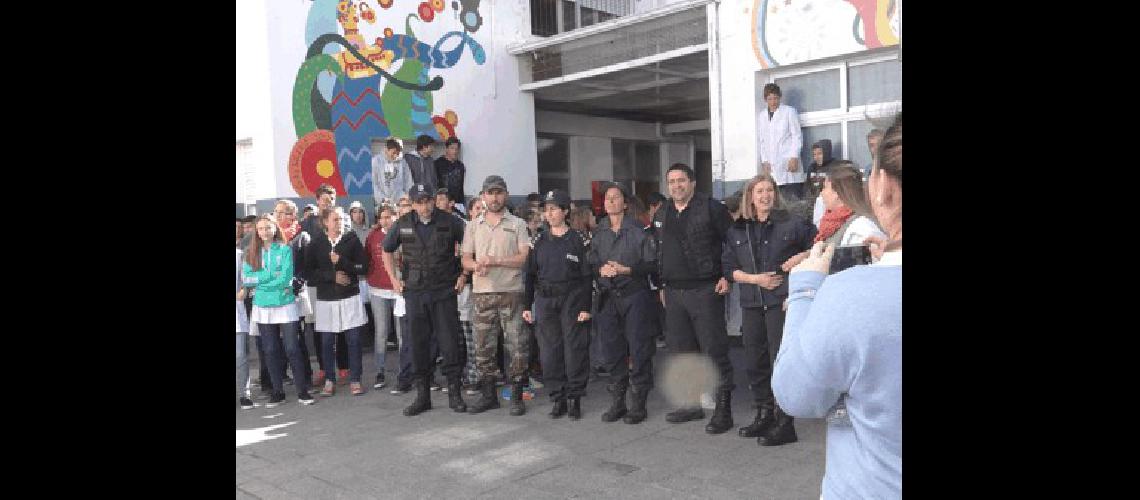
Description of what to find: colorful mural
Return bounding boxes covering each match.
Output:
[752,0,900,69]
[288,0,486,196]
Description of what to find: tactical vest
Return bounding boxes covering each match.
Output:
[654,191,719,279]
[396,212,459,291]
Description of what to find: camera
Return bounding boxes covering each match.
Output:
[830,244,871,274]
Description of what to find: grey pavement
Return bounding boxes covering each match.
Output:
[237,344,826,499]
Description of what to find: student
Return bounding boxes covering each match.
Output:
[237,248,255,410]
[241,215,314,407]
[306,207,370,396]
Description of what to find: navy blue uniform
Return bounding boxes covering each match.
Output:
[588,215,657,390]
[523,226,593,400]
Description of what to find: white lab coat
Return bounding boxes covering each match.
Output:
[757,104,805,186]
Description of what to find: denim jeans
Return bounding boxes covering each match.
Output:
[369,294,400,379]
[236,332,250,398]
[259,321,308,395]
[321,326,363,383]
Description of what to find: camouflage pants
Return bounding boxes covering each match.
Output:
[472,292,529,383]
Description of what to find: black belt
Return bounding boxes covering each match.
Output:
[536,279,588,297]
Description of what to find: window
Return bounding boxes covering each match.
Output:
[537,134,570,194]
[613,139,660,200]
[760,49,900,162]
[531,0,633,36]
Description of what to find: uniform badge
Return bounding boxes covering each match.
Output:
[654,221,662,228]
[566,254,579,262]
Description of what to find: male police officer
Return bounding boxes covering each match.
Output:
[381,184,468,416]
[653,164,737,434]
[589,183,658,424]
[462,175,532,416]
[522,189,592,420]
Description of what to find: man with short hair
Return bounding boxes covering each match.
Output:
[462,176,532,415]
[404,135,438,194]
[373,138,415,208]
[757,83,805,201]
[382,184,469,415]
[653,163,738,435]
[434,137,466,215]
[435,188,456,215]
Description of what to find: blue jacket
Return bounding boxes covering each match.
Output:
[241,242,296,307]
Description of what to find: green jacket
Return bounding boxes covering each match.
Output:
[241,242,296,307]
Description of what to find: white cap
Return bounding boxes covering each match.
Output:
[349,200,365,211]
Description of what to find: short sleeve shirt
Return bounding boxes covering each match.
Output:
[462,212,529,293]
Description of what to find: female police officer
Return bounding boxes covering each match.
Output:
[588,183,658,424]
[522,189,593,420]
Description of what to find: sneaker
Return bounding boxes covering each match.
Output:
[465,383,480,396]
[351,382,364,396]
[656,338,667,349]
[320,380,335,397]
[337,369,349,385]
[266,392,286,408]
[390,382,412,394]
[373,374,387,390]
[298,391,315,405]
[239,397,257,410]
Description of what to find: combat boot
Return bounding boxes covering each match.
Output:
[757,408,798,446]
[704,388,734,434]
[623,387,648,424]
[467,380,500,414]
[447,379,466,412]
[403,378,432,416]
[601,382,628,423]
[738,408,775,438]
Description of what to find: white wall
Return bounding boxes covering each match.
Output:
[715,0,762,185]
[236,0,274,202]
[263,0,537,200]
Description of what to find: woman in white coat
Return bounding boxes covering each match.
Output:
[757,83,805,201]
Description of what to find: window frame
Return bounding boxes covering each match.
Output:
[763,49,900,161]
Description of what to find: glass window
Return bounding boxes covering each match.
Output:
[634,143,659,180]
[537,135,569,175]
[848,60,902,107]
[538,177,570,194]
[562,0,577,32]
[846,120,876,171]
[773,69,841,113]
[612,139,634,183]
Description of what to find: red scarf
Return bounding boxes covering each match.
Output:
[814,205,854,243]
[280,221,301,243]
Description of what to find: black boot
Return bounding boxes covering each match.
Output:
[738,408,776,438]
[704,388,734,434]
[601,382,628,422]
[509,382,527,416]
[467,380,500,414]
[623,387,648,424]
[403,379,432,416]
[757,408,798,446]
[665,406,705,423]
[549,397,567,419]
[567,397,581,420]
[447,379,467,413]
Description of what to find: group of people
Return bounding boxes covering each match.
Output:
[237,107,902,498]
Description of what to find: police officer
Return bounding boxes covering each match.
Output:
[589,183,658,424]
[653,163,737,435]
[522,190,592,420]
[381,184,469,416]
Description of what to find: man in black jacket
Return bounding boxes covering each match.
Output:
[404,135,438,195]
[381,184,469,416]
[653,163,737,435]
[434,137,466,215]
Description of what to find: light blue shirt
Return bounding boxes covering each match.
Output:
[773,251,902,500]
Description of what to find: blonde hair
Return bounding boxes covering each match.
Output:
[740,174,783,221]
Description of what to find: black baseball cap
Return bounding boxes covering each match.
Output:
[542,189,571,210]
[408,184,433,201]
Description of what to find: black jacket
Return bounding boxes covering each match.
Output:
[721,210,816,308]
[524,226,593,313]
[304,230,369,301]
[589,215,656,293]
[434,157,466,206]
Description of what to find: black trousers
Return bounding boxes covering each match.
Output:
[663,284,735,393]
[406,291,462,382]
[592,287,656,390]
[741,306,786,409]
[534,291,590,399]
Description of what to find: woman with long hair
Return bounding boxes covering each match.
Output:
[773,113,902,499]
[241,214,313,407]
[305,207,370,396]
[814,163,885,250]
[721,174,816,446]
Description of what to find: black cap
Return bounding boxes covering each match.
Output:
[482,175,508,192]
[435,187,449,196]
[542,189,571,209]
[408,184,432,201]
